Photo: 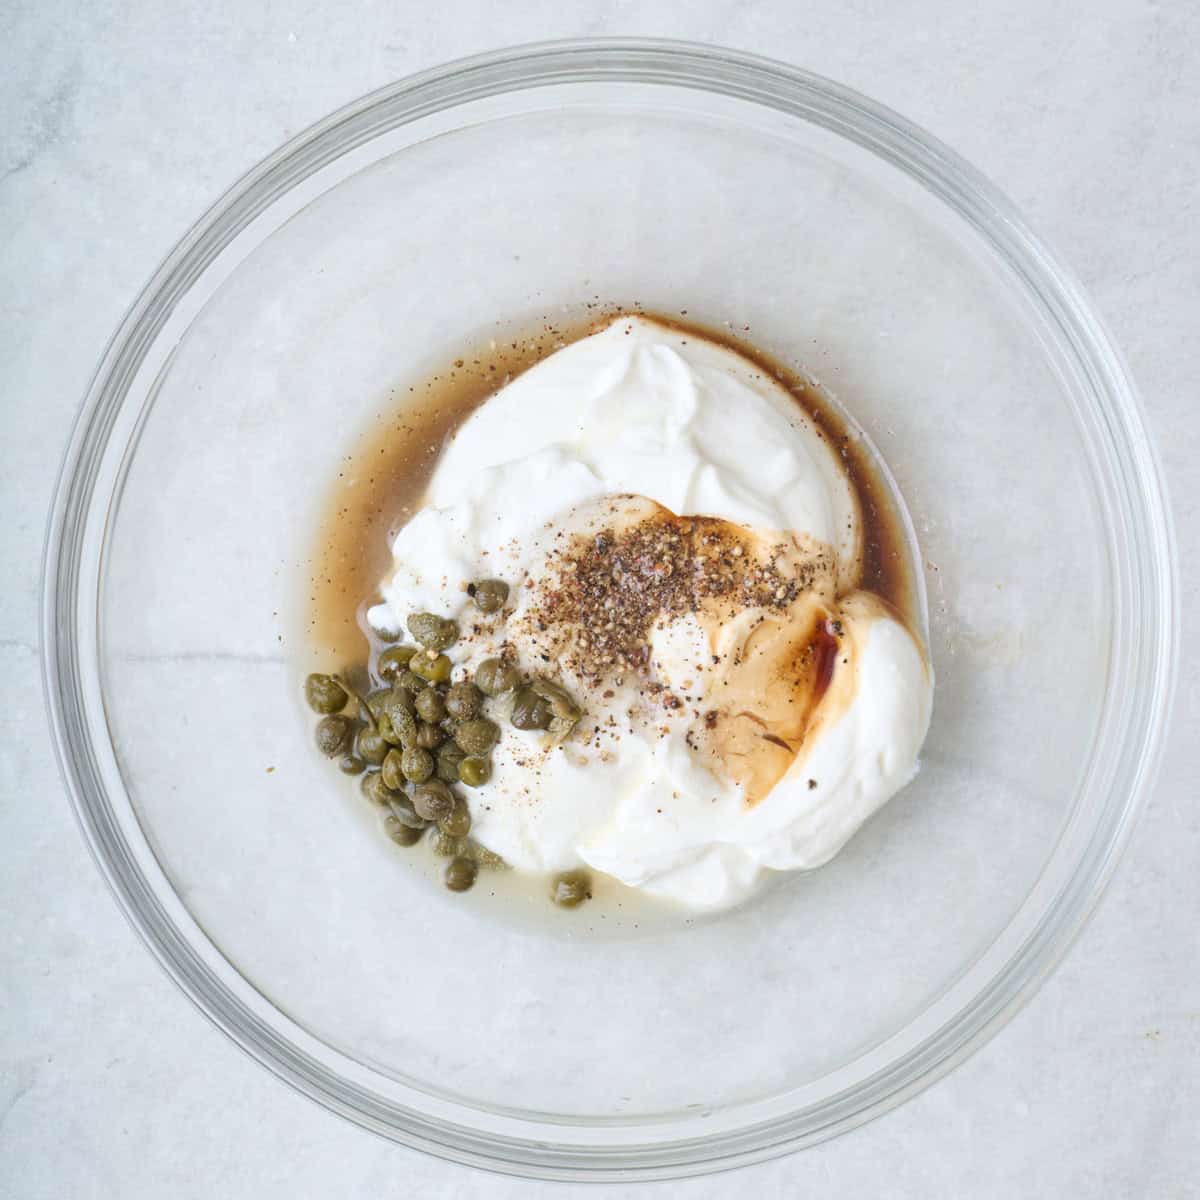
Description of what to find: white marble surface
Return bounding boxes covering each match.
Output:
[2,2,1198,1195]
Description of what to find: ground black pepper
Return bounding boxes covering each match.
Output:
[521,503,832,685]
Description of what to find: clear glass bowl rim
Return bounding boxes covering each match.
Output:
[41,37,1178,1182]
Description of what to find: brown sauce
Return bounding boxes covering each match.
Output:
[306,308,918,671]
[811,622,841,702]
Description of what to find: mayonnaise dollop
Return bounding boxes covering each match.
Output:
[369,317,932,910]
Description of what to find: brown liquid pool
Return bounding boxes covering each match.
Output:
[300,306,925,933]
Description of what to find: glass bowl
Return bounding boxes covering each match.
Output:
[42,40,1176,1181]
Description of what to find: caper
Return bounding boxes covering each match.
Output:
[454,718,499,756]
[412,779,456,821]
[529,678,583,742]
[431,831,464,857]
[410,651,452,684]
[438,798,472,838]
[436,744,467,784]
[400,746,434,783]
[388,795,427,829]
[361,771,397,808]
[356,725,389,765]
[382,685,415,719]
[375,711,398,745]
[469,579,509,614]
[510,687,552,731]
[416,721,444,750]
[475,658,519,697]
[407,612,459,651]
[380,749,407,791]
[458,756,492,787]
[415,687,446,722]
[386,703,417,749]
[315,714,354,757]
[338,754,366,776]
[444,856,478,892]
[551,870,592,908]
[364,689,392,720]
[377,645,417,679]
[394,668,428,695]
[304,673,348,714]
[383,814,422,846]
[444,681,482,720]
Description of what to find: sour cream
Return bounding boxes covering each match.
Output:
[369,316,932,910]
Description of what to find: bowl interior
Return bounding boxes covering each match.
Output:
[60,53,1160,1169]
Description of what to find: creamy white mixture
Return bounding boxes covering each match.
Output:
[369,317,932,910]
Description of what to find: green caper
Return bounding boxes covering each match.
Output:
[454,718,499,756]
[364,689,392,720]
[377,645,417,679]
[415,687,446,722]
[356,725,389,765]
[415,721,444,750]
[394,668,428,694]
[407,612,459,651]
[388,796,427,829]
[374,711,398,745]
[382,685,415,717]
[458,756,492,787]
[315,714,354,757]
[386,702,417,749]
[436,744,467,783]
[412,779,456,821]
[444,681,482,720]
[400,746,434,783]
[475,658,519,697]
[374,625,402,644]
[444,856,478,892]
[380,749,407,791]
[410,651,452,684]
[361,771,397,808]
[529,678,582,742]
[550,870,592,908]
[383,814,422,846]
[510,687,552,731]
[438,798,472,838]
[379,744,408,792]
[431,831,464,857]
[304,673,348,714]
[469,579,509,614]
[338,754,366,776]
